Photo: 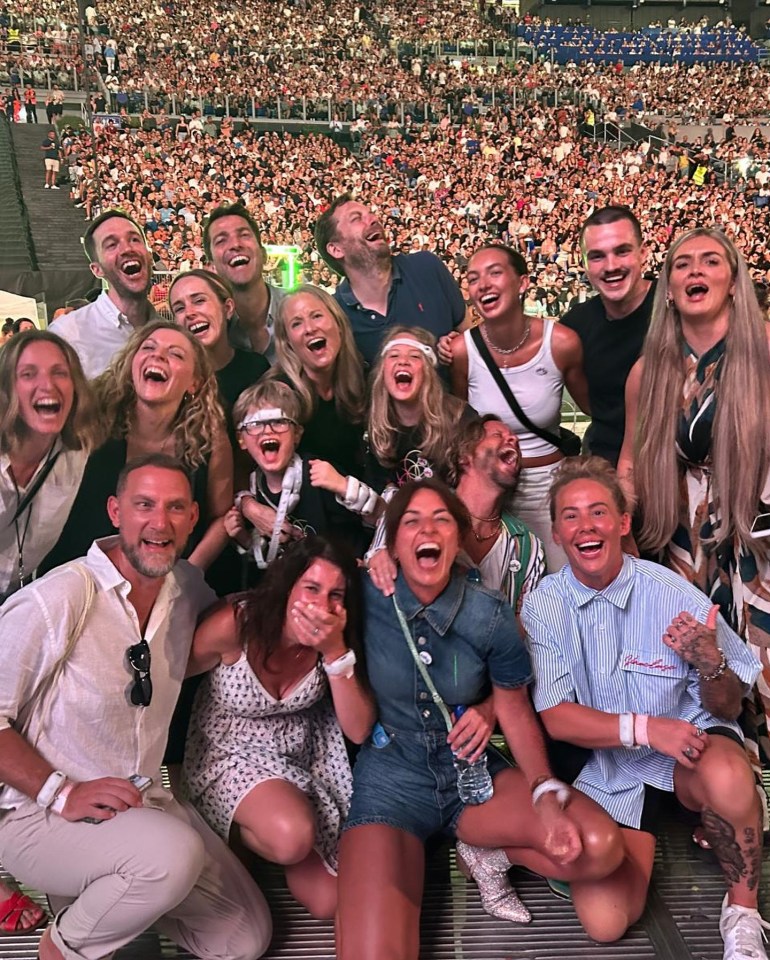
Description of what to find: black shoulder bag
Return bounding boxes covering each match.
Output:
[469,325,582,457]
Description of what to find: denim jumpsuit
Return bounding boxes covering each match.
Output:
[345,571,532,840]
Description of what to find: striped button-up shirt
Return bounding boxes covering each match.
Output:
[522,555,760,828]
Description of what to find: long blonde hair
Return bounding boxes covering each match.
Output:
[368,325,467,470]
[95,320,225,469]
[271,284,365,425]
[0,330,100,456]
[635,228,770,552]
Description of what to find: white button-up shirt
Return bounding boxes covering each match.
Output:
[0,443,87,602]
[0,537,216,809]
[523,555,761,828]
[48,292,159,379]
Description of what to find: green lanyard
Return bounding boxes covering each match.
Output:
[392,596,453,734]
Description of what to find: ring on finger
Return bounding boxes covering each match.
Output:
[683,746,694,759]
[694,727,703,738]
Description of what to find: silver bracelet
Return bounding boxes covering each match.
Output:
[698,650,727,682]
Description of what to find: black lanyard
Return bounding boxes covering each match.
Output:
[9,445,59,588]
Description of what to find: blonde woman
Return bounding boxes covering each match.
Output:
[366,325,472,493]
[41,321,232,576]
[618,227,770,787]
[363,326,474,591]
[270,284,365,478]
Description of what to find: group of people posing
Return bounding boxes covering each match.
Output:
[0,197,768,960]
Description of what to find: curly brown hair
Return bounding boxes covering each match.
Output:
[94,320,225,469]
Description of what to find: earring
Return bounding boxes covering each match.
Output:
[183,390,196,403]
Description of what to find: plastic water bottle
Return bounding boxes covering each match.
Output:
[452,706,494,805]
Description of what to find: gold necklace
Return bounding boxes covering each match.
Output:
[471,519,502,543]
[480,319,531,357]
[469,511,501,524]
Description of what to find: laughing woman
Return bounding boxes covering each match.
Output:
[618,228,770,785]
[270,285,366,478]
[337,479,623,960]
[0,330,98,935]
[168,269,270,422]
[449,244,589,571]
[41,321,232,576]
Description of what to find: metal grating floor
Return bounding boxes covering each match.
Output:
[2,807,769,960]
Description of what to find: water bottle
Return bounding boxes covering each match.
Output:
[452,705,494,805]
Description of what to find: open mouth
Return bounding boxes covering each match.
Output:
[394,370,413,385]
[576,540,603,557]
[365,227,384,242]
[189,320,210,336]
[685,283,709,298]
[228,254,250,268]
[499,448,518,466]
[32,397,62,415]
[143,365,168,382]
[307,337,327,353]
[259,438,280,454]
[121,259,143,277]
[479,294,499,307]
[601,272,627,286]
[415,542,441,567]
[142,537,171,549]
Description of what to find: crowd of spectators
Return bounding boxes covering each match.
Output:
[52,90,770,318]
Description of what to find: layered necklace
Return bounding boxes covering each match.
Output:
[469,511,502,543]
[480,320,531,368]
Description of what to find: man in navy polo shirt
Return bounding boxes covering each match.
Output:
[315,194,466,365]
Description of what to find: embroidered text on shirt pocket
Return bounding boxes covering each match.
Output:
[621,650,689,679]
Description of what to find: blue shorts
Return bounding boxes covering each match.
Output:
[344,724,511,842]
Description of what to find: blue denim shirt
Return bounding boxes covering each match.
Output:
[362,570,533,733]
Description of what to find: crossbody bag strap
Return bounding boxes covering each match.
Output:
[392,596,453,734]
[9,449,61,525]
[469,325,562,449]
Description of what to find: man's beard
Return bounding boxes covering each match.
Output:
[122,540,180,579]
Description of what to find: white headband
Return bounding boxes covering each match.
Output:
[381,337,437,366]
[237,407,295,429]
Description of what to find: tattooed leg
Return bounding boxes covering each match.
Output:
[675,737,763,909]
[701,807,762,906]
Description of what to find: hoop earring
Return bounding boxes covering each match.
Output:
[183,390,196,403]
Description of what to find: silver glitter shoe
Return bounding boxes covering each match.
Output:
[455,841,532,923]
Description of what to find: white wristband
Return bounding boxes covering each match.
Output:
[50,781,74,816]
[634,713,650,747]
[532,778,571,809]
[323,649,357,679]
[36,770,67,809]
[619,712,636,749]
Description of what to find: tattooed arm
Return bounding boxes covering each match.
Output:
[664,607,745,721]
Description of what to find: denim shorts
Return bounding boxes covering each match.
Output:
[344,724,511,842]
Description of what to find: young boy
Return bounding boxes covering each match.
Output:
[228,381,379,573]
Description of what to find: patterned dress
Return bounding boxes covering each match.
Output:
[183,652,353,873]
[666,339,770,784]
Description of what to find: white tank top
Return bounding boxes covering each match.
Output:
[465,320,563,459]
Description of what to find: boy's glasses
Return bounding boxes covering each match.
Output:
[238,417,295,437]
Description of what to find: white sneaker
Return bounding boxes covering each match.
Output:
[51,185,60,190]
[44,183,50,188]
[721,894,770,960]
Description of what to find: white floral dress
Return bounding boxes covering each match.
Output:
[183,651,353,873]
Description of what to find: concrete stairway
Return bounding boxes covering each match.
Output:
[9,123,89,271]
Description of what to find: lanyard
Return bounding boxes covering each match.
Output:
[9,444,58,588]
[392,596,453,734]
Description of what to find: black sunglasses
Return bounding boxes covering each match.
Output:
[127,639,152,707]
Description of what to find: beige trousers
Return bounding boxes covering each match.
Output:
[0,797,272,960]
